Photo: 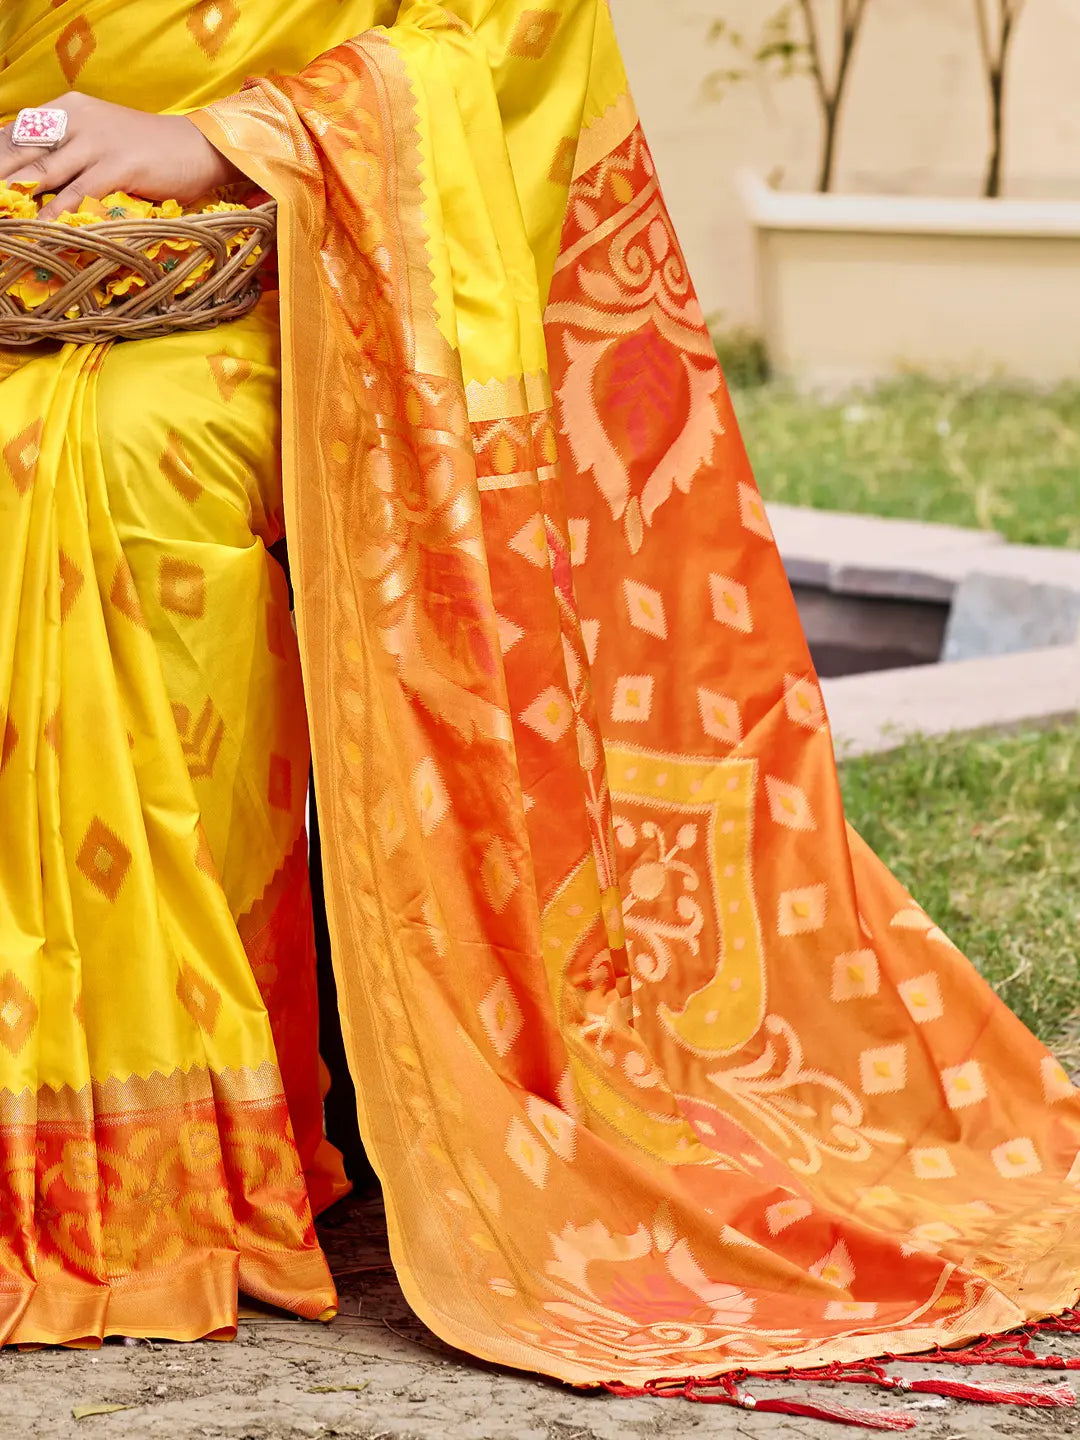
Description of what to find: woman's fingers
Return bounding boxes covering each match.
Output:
[6,141,86,191]
[7,142,90,199]
[37,184,85,222]
[38,166,109,222]
[0,130,53,183]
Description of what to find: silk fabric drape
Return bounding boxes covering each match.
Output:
[0,300,342,1341]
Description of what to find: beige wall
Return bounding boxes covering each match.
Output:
[613,0,1080,326]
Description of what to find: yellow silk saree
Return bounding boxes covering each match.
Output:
[2,0,1079,1397]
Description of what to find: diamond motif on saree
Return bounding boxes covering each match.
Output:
[623,580,666,639]
[765,776,816,832]
[0,715,18,776]
[56,17,97,86]
[186,0,240,60]
[160,431,202,504]
[75,818,132,903]
[0,973,37,1055]
[176,963,223,1036]
[3,419,42,496]
[109,557,149,629]
[508,9,560,59]
[777,884,827,936]
[521,686,573,742]
[942,1061,988,1111]
[897,972,945,1024]
[159,557,206,618]
[830,949,880,1001]
[708,575,752,634]
[57,550,85,622]
[172,698,224,779]
[478,978,524,1059]
[859,1044,908,1096]
[611,674,653,724]
[695,688,742,745]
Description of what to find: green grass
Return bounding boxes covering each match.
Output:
[732,376,1080,548]
[839,723,1080,1063]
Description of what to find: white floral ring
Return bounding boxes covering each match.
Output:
[11,108,69,150]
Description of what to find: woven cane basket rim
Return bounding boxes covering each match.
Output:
[0,199,277,346]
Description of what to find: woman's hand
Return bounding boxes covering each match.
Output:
[0,92,241,217]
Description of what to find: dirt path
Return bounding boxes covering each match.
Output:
[4,1194,1077,1440]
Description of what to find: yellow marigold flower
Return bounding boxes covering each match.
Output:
[144,198,201,271]
[56,212,105,230]
[0,181,39,221]
[56,197,109,227]
[104,269,148,302]
[197,199,258,254]
[99,191,154,221]
[173,256,215,295]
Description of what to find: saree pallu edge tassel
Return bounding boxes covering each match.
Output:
[195,0,1080,1392]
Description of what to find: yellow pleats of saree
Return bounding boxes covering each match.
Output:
[3,0,1080,1387]
[0,297,348,1338]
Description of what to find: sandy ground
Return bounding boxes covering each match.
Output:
[4,1193,1078,1440]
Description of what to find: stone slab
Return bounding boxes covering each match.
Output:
[765,503,1003,600]
[902,540,1080,593]
[945,573,1080,661]
[766,505,1080,663]
[766,501,1080,599]
[823,642,1080,757]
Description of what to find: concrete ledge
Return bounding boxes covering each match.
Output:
[823,643,1080,757]
[742,170,1080,385]
[767,503,1080,660]
[766,504,1003,602]
[741,170,1080,239]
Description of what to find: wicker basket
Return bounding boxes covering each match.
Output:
[0,201,277,347]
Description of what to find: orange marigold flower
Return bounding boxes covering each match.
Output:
[7,264,62,311]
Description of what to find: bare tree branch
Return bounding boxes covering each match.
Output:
[796,0,830,110]
[706,1,874,193]
[974,0,1028,196]
[973,0,994,73]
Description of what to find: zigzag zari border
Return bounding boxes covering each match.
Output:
[0,1060,286,1126]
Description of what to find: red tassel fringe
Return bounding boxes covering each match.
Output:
[603,1306,1080,1429]
[605,1374,917,1430]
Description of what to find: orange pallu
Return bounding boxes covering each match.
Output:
[4,0,1080,1387]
